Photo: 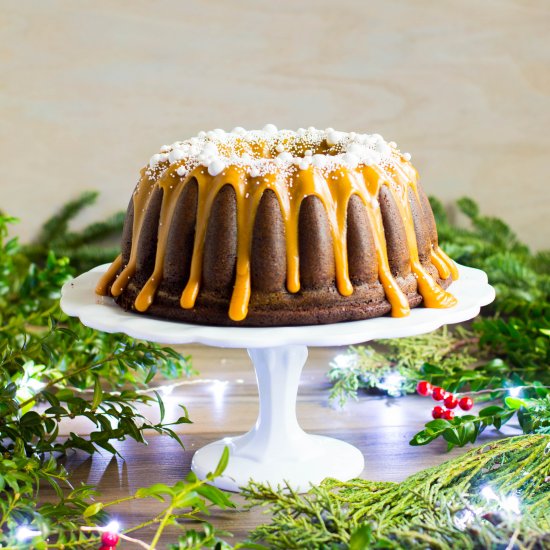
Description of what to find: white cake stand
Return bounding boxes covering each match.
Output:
[60,264,494,492]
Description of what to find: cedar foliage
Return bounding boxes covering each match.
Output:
[1,192,549,548]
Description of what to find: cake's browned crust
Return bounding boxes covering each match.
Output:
[107,173,455,326]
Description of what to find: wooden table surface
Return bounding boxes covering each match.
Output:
[48,344,518,548]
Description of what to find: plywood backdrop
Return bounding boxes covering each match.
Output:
[1,0,549,249]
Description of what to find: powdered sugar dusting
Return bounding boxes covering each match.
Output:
[146,126,412,180]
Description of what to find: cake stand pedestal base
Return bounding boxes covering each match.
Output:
[191,345,364,492]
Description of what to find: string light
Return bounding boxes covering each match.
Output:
[455,486,522,532]
[453,508,476,530]
[104,520,120,534]
[508,387,521,397]
[16,526,41,541]
[481,485,521,515]
[332,353,406,396]
[378,372,405,396]
[15,362,46,403]
[332,354,356,369]
[481,486,498,501]
[502,495,520,514]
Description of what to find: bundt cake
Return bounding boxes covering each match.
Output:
[96,125,458,326]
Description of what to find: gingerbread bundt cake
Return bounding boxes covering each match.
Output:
[96,125,458,326]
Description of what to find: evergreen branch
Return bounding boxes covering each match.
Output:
[62,211,125,248]
[244,435,550,549]
[36,191,99,246]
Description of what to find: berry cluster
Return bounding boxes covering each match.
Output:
[99,531,119,550]
[416,381,473,420]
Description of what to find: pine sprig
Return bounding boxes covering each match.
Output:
[36,191,100,247]
[62,211,126,248]
[22,191,125,272]
[54,245,121,268]
[430,195,548,316]
[244,435,550,549]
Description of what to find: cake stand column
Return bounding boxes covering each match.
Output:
[191,345,365,492]
[235,345,308,459]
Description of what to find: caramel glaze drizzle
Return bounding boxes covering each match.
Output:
[96,156,458,321]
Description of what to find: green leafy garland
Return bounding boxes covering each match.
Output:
[2,192,549,549]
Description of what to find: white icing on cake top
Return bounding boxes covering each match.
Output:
[146,125,412,180]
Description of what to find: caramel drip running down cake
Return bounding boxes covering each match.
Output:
[96,125,459,326]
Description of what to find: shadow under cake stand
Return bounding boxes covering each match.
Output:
[60,264,494,492]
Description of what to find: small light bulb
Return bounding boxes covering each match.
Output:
[160,384,174,396]
[105,520,120,534]
[454,508,475,530]
[481,486,498,501]
[382,373,404,387]
[378,372,405,395]
[333,354,355,369]
[508,387,521,397]
[16,526,41,541]
[503,495,520,514]
[27,378,45,392]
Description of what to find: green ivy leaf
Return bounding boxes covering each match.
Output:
[83,502,103,518]
[212,446,230,479]
[425,419,452,430]
[91,375,103,410]
[349,524,374,549]
[478,405,506,417]
[195,484,235,509]
[505,396,527,410]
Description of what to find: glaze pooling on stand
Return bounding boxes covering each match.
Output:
[96,125,458,323]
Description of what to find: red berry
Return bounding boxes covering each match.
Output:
[459,396,474,411]
[432,406,445,419]
[102,534,118,545]
[432,387,446,401]
[416,380,433,396]
[442,409,455,420]
[101,532,120,546]
[444,394,458,409]
[99,546,116,550]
